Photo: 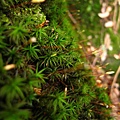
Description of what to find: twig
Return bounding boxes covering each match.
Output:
[113,0,118,33]
[67,10,77,25]
[110,66,120,94]
[92,54,99,66]
[116,6,120,33]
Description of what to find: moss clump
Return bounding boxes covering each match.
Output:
[0,0,112,120]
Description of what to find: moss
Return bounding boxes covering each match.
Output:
[0,0,112,120]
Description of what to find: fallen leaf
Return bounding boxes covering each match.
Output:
[100,45,107,62]
[29,37,37,43]
[106,6,112,12]
[98,12,109,18]
[106,71,115,74]
[34,88,42,95]
[64,87,67,96]
[105,21,114,27]
[31,0,45,3]
[114,54,120,59]
[104,33,111,49]
[4,64,16,70]
[101,2,107,13]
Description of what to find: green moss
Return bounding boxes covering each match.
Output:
[0,0,112,120]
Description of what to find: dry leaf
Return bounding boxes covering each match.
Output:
[97,82,103,87]
[106,6,112,12]
[34,88,42,95]
[90,46,96,52]
[64,87,67,96]
[101,2,107,13]
[29,37,37,43]
[114,54,120,59]
[100,45,107,62]
[99,74,104,79]
[101,51,107,61]
[4,64,16,70]
[36,20,49,28]
[113,87,120,96]
[118,0,120,5]
[108,45,113,51]
[103,33,113,50]
[96,79,102,83]
[114,83,119,88]
[98,12,109,18]
[106,71,115,75]
[104,33,111,49]
[87,36,92,40]
[31,0,45,3]
[105,21,114,27]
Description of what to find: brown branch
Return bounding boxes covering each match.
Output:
[67,10,77,25]
[110,66,120,94]
[116,7,120,33]
[113,0,118,33]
